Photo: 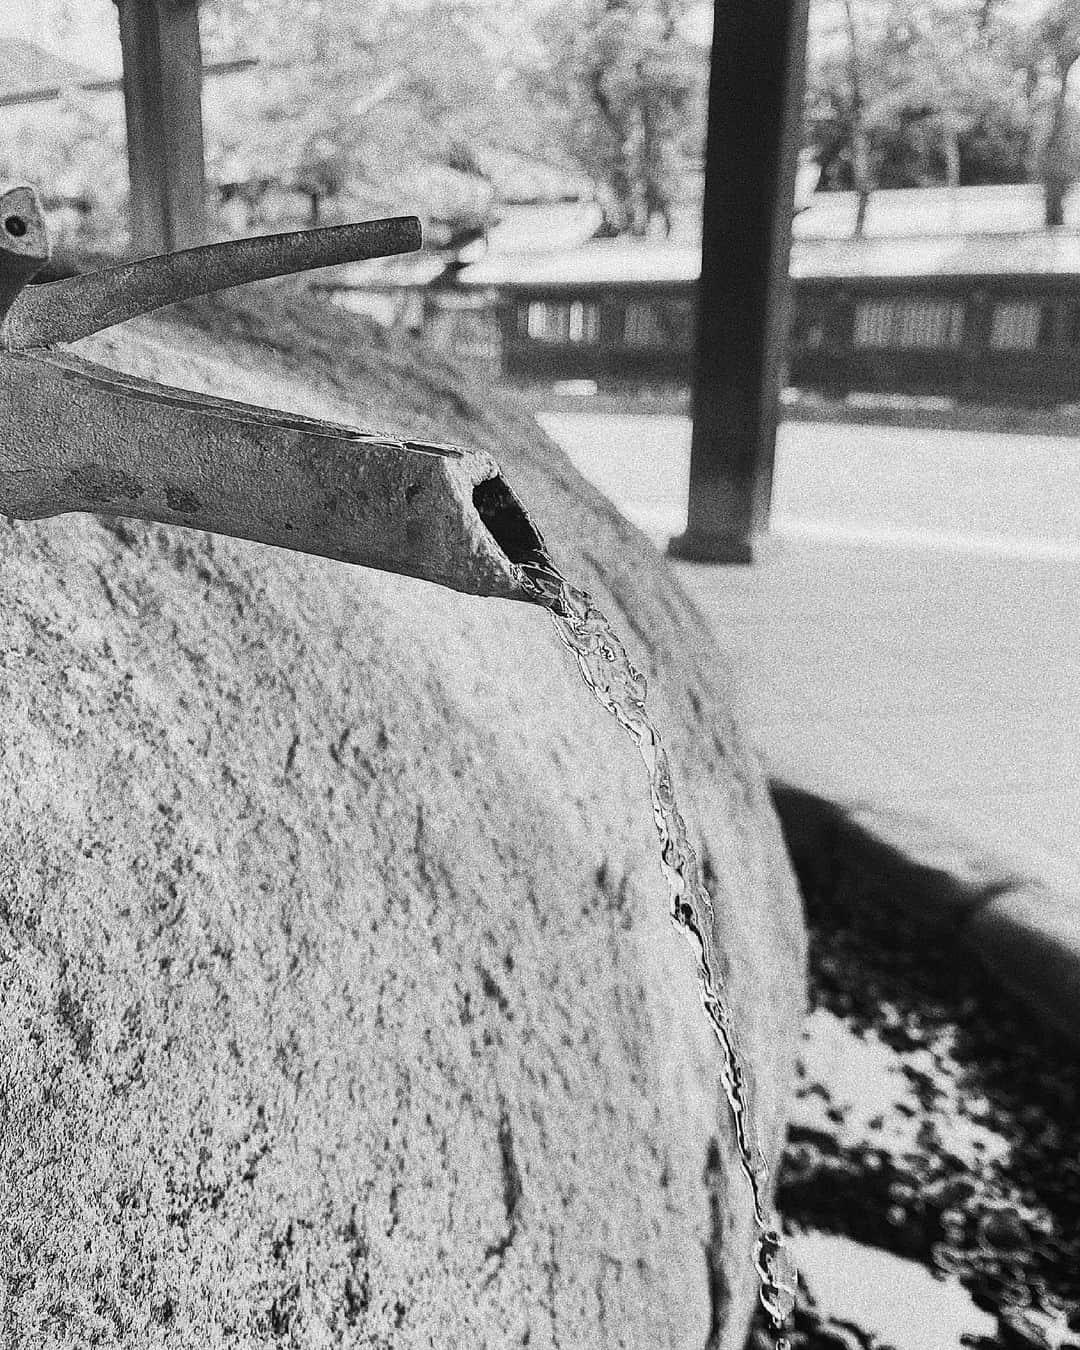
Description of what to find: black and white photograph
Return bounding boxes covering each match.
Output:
[0,1,1078,1346]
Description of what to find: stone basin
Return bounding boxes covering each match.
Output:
[0,286,805,1348]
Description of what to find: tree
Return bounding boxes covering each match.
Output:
[0,1,130,249]
[805,0,1033,225]
[840,0,873,234]
[1022,0,1080,226]
[0,92,129,250]
[199,0,562,235]
[27,0,693,248]
[531,0,706,236]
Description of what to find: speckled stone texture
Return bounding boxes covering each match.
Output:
[0,290,805,1349]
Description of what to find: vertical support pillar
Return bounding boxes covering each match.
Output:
[115,0,207,255]
[668,0,811,564]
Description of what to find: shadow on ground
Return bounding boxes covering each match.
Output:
[745,844,1080,1350]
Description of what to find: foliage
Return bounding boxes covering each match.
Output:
[806,0,1033,195]
[13,0,1079,246]
[1021,0,1080,224]
[0,92,129,250]
[0,0,128,248]
[805,0,1080,226]
[198,0,567,236]
[528,0,707,236]
[198,0,707,239]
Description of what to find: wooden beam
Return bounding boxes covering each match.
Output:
[668,0,811,564]
[115,0,207,255]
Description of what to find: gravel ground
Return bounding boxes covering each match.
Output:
[743,858,1080,1350]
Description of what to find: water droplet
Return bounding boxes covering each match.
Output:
[755,1229,798,1324]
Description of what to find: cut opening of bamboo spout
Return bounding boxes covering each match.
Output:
[472,476,551,572]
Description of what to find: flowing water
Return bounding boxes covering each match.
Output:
[518,558,798,1346]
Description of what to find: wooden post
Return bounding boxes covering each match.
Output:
[668,0,811,564]
[114,0,207,255]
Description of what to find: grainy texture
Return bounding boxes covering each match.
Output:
[0,288,805,1349]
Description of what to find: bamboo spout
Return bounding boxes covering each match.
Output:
[2,215,422,350]
[0,350,553,604]
[0,182,422,348]
[0,184,556,605]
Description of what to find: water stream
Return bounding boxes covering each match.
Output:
[518,558,798,1346]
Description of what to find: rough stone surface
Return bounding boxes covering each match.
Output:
[0,289,805,1349]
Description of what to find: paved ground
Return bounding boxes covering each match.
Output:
[540,411,1080,558]
[540,409,1080,1039]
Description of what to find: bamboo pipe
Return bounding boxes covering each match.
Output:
[0,185,553,605]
